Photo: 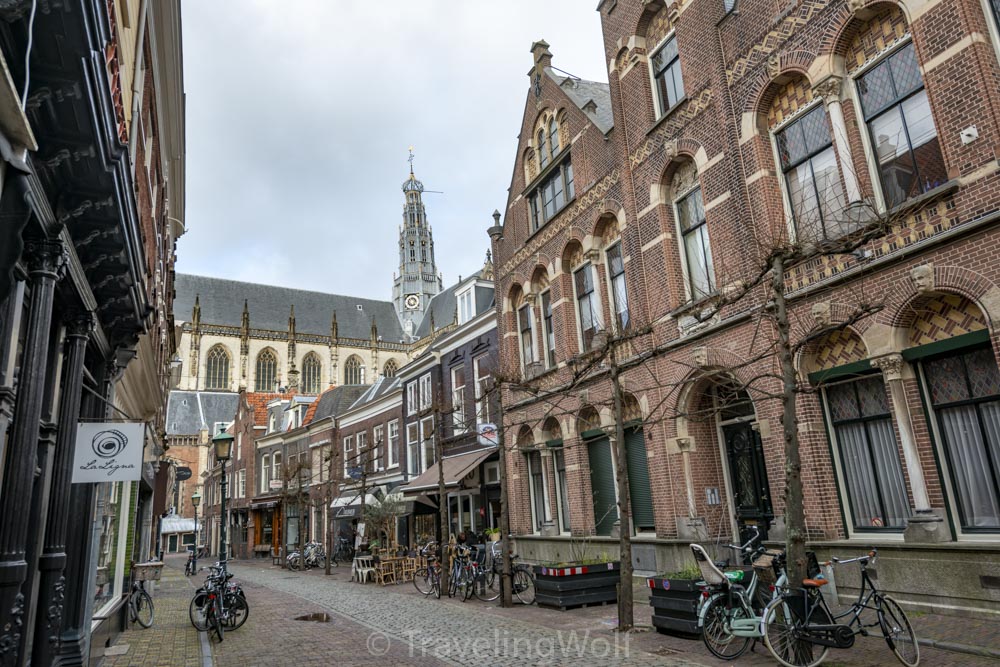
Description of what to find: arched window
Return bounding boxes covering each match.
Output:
[548,117,559,156]
[671,162,715,300]
[383,359,398,378]
[344,355,364,385]
[205,345,230,390]
[302,353,322,394]
[255,349,278,392]
[538,129,549,169]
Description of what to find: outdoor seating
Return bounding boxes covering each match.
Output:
[400,557,417,582]
[374,558,397,586]
[353,555,375,583]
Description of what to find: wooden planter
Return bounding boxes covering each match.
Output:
[647,576,703,635]
[533,561,620,610]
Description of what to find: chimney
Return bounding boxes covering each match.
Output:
[530,39,552,75]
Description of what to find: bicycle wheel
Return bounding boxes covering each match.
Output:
[433,570,442,599]
[413,567,433,595]
[761,596,829,667]
[513,568,535,605]
[701,595,751,660]
[287,555,302,571]
[209,600,224,642]
[189,593,208,631]
[133,588,154,628]
[225,594,249,630]
[474,569,501,602]
[878,595,919,666]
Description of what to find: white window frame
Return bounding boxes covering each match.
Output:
[451,365,467,435]
[420,416,436,472]
[457,287,475,324]
[649,31,685,119]
[572,262,603,353]
[768,98,829,243]
[406,381,418,415]
[552,448,571,535]
[388,420,400,468]
[343,436,353,477]
[237,469,246,498]
[357,432,367,472]
[517,302,536,371]
[539,289,556,369]
[526,451,552,533]
[272,452,282,487]
[473,355,492,425]
[419,373,432,411]
[673,182,715,302]
[406,422,420,475]
[484,461,500,484]
[603,240,629,334]
[261,454,270,493]
[236,432,243,460]
[373,425,384,471]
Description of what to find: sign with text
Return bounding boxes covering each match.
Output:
[269,479,283,490]
[175,466,192,481]
[72,422,145,483]
[477,423,498,447]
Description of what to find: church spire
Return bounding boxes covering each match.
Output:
[393,147,442,340]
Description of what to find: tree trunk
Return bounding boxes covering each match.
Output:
[610,357,633,631]
[436,407,449,595]
[772,254,808,585]
[496,385,513,607]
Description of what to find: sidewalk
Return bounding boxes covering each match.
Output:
[103,557,205,667]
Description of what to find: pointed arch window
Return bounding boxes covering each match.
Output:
[255,349,278,392]
[538,129,550,169]
[205,345,230,390]
[302,353,322,394]
[548,118,560,156]
[383,359,398,378]
[344,356,364,385]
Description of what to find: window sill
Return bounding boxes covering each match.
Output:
[669,291,721,320]
[885,179,959,219]
[646,96,689,138]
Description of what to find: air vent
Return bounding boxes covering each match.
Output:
[356,304,363,311]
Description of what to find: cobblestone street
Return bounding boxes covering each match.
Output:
[102,556,1000,666]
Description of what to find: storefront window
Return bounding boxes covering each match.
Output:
[93,481,133,616]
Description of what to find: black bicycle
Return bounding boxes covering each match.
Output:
[762,549,919,667]
[127,579,154,629]
[190,565,248,639]
[330,537,355,566]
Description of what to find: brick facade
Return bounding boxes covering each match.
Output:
[496,0,1000,613]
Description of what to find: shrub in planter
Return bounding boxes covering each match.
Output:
[648,565,705,635]
[533,561,620,610]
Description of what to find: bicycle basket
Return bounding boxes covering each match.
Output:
[752,552,778,588]
[133,562,163,582]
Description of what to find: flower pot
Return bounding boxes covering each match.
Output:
[533,561,620,610]
[647,576,703,635]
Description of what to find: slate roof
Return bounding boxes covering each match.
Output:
[546,69,613,134]
[166,391,239,436]
[174,274,406,342]
[348,376,401,410]
[310,385,369,422]
[413,272,494,339]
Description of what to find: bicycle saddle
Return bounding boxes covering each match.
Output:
[802,578,829,588]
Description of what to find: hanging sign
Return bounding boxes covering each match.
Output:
[72,422,145,483]
[175,467,193,481]
[478,423,498,447]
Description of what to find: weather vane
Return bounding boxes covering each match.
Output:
[408,146,415,174]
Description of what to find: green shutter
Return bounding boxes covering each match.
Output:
[625,427,655,530]
[587,436,619,536]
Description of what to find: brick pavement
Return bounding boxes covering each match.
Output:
[103,558,203,667]
[228,559,1000,667]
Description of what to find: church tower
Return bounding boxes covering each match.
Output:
[393,150,442,338]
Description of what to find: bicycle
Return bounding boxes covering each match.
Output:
[330,537,355,567]
[127,578,154,629]
[448,545,474,599]
[761,548,919,667]
[413,542,442,599]
[488,541,535,605]
[190,564,249,637]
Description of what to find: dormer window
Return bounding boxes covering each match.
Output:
[457,287,475,324]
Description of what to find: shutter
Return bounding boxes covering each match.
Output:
[625,427,655,529]
[587,436,619,536]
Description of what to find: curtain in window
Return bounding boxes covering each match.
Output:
[554,449,570,532]
[938,404,1000,528]
[528,451,546,532]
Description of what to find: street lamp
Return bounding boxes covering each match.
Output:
[212,432,234,571]
[191,491,201,573]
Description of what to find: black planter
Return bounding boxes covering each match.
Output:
[533,562,620,610]
[647,576,703,634]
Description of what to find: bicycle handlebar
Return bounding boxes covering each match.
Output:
[829,548,878,566]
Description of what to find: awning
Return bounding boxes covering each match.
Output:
[160,517,196,534]
[399,448,495,495]
[330,492,379,509]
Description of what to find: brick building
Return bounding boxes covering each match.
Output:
[495,0,1000,615]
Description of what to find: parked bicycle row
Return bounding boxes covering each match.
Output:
[188,563,249,642]
[688,526,919,667]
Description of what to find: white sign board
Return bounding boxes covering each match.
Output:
[72,422,145,483]
[269,479,283,490]
[478,423,498,447]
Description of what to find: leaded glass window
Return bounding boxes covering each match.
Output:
[302,353,322,394]
[923,347,1000,530]
[676,186,714,299]
[574,265,599,351]
[606,241,629,331]
[255,349,278,392]
[205,345,230,390]
[857,42,946,207]
[825,376,909,530]
[651,35,684,115]
[344,356,363,385]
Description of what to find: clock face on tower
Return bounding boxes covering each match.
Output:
[404,294,420,310]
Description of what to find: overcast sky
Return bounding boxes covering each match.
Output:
[176,1,608,301]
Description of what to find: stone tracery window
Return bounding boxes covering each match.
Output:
[255,349,278,392]
[302,353,322,394]
[383,359,398,378]
[344,355,364,385]
[205,345,230,390]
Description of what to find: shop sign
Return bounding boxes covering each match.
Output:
[72,422,145,483]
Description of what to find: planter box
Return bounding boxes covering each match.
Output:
[647,576,703,635]
[533,561,620,610]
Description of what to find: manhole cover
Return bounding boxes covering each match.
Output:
[294,612,331,622]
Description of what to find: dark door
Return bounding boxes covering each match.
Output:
[587,436,619,536]
[723,422,773,540]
